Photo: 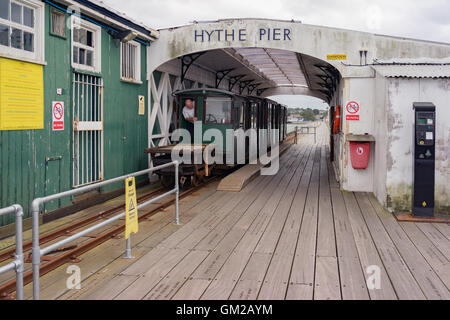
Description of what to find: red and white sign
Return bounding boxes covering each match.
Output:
[346,101,360,121]
[52,101,64,131]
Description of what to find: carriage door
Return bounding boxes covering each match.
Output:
[72,73,104,187]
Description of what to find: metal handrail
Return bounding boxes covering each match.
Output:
[0,205,24,300]
[31,161,180,300]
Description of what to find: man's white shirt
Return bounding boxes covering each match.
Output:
[182,106,195,122]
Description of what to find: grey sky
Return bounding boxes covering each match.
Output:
[102,0,449,108]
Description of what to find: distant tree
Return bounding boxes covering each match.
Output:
[300,109,315,122]
[313,109,320,115]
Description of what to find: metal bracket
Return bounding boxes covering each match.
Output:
[239,80,255,95]
[317,89,332,103]
[247,83,262,95]
[228,75,246,92]
[215,69,234,89]
[316,74,336,91]
[256,88,268,96]
[181,52,206,83]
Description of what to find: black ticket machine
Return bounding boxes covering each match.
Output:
[413,102,436,217]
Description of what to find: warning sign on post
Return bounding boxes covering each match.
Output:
[345,101,360,121]
[52,101,64,131]
[125,177,138,239]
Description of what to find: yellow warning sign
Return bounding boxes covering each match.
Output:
[327,54,347,60]
[125,177,138,239]
[422,201,427,208]
[0,57,44,130]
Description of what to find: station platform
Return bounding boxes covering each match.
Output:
[8,124,449,300]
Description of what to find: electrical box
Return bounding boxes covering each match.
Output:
[412,102,436,217]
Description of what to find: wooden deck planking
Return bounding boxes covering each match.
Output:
[415,223,450,261]
[195,146,311,299]
[399,222,450,290]
[342,192,398,300]
[283,147,320,299]
[330,187,370,300]
[168,147,307,300]
[31,124,449,301]
[202,145,315,300]
[256,146,318,300]
[365,193,450,299]
[314,145,341,300]
[354,193,426,300]
[113,147,303,299]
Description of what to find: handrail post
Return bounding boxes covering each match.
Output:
[13,205,24,300]
[31,199,41,300]
[174,161,180,225]
[294,126,298,145]
[0,205,24,300]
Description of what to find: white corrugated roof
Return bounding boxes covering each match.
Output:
[372,64,450,78]
[233,48,307,86]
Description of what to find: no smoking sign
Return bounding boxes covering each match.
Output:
[346,101,360,121]
[52,101,64,131]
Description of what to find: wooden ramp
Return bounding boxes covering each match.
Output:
[217,142,293,192]
[217,163,263,192]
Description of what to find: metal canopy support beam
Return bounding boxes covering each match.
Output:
[228,75,246,92]
[239,80,255,95]
[247,82,262,95]
[215,69,234,89]
[256,88,268,96]
[181,52,206,84]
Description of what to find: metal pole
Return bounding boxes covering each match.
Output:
[13,205,24,300]
[294,126,298,144]
[174,161,180,225]
[31,199,41,300]
[123,236,133,259]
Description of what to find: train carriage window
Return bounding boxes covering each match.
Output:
[204,96,231,124]
[239,101,245,128]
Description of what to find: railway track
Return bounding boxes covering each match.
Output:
[0,177,219,299]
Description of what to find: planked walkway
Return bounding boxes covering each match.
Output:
[43,123,450,300]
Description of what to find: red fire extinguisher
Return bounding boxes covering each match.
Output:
[333,105,341,134]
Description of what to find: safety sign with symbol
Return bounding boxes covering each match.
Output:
[52,101,64,131]
[125,177,138,239]
[346,101,360,121]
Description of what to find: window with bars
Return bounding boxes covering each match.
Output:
[50,9,65,37]
[71,17,101,72]
[120,41,141,82]
[0,0,36,53]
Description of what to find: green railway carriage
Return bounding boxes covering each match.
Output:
[147,88,288,187]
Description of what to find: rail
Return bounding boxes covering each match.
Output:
[294,125,317,144]
[0,205,24,300]
[31,161,180,300]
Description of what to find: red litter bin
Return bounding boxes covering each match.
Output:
[350,142,371,169]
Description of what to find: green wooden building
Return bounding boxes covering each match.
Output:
[0,0,158,229]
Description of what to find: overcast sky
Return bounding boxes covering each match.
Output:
[102,0,449,108]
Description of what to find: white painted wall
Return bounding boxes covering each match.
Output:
[385,77,450,213]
